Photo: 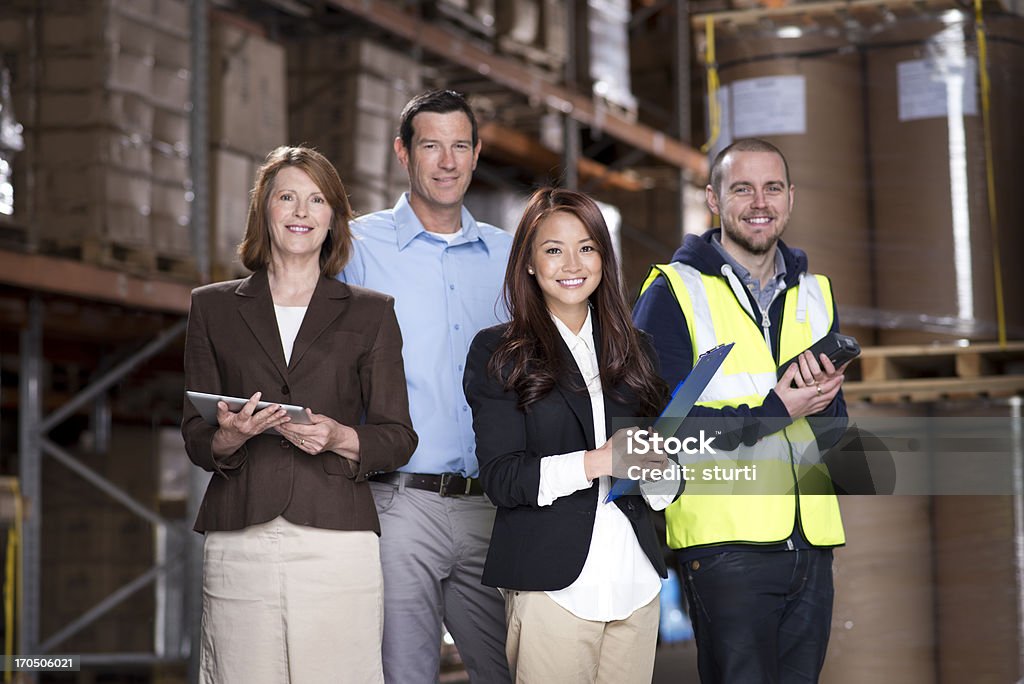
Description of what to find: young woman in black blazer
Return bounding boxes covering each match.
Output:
[464,188,672,683]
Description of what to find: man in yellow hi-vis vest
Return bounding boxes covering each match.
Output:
[633,139,849,683]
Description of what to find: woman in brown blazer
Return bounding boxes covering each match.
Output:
[182,146,417,683]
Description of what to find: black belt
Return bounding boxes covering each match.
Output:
[369,471,485,497]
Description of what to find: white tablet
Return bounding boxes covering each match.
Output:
[186,390,311,435]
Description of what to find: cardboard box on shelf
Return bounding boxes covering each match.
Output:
[288,37,422,207]
[35,162,151,212]
[345,180,392,218]
[37,128,151,174]
[37,203,151,249]
[36,89,155,133]
[150,179,192,258]
[287,35,422,82]
[427,0,496,39]
[42,49,154,96]
[495,0,542,46]
[575,0,637,118]
[0,16,30,52]
[151,212,192,258]
[153,27,189,69]
[42,7,157,57]
[151,142,189,184]
[210,19,287,159]
[36,0,189,33]
[210,147,255,278]
[152,105,189,149]
[150,62,190,111]
[494,0,567,72]
[143,0,189,34]
[151,180,189,221]
[42,0,188,31]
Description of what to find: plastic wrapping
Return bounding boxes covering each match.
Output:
[0,66,24,217]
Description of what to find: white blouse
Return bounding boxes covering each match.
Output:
[536,309,664,622]
[274,304,307,365]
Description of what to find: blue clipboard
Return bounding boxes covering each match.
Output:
[605,342,734,502]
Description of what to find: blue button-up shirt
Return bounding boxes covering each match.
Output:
[339,193,513,476]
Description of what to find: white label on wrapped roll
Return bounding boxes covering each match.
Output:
[897,56,978,121]
[731,75,806,137]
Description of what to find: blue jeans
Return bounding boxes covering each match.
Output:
[680,548,835,684]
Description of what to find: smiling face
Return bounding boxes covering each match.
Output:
[529,211,603,325]
[707,150,794,256]
[267,166,332,262]
[395,110,481,228]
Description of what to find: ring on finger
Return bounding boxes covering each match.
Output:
[300,438,305,446]
[816,384,823,396]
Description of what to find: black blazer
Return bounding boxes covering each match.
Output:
[463,321,668,591]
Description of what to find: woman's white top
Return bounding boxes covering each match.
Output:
[536,309,663,621]
[274,304,308,365]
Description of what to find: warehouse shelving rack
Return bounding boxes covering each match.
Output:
[0,0,704,680]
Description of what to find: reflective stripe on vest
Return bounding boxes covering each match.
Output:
[639,262,846,549]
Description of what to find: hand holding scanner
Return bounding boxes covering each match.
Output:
[777,332,860,380]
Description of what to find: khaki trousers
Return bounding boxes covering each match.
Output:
[505,590,660,684]
[200,516,383,684]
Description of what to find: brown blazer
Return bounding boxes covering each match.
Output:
[182,269,417,534]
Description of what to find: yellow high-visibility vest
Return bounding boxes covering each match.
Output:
[640,262,845,549]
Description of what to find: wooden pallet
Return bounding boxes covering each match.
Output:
[591,92,639,124]
[692,0,1015,31]
[432,0,497,40]
[0,217,33,251]
[42,238,199,282]
[844,342,1024,403]
[154,252,199,282]
[53,238,157,275]
[496,41,565,78]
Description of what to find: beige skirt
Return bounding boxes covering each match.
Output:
[200,516,383,684]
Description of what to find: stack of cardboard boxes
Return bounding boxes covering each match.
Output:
[494,0,568,76]
[288,36,422,216]
[431,0,497,40]
[207,12,287,279]
[430,0,574,85]
[7,0,193,273]
[576,0,637,120]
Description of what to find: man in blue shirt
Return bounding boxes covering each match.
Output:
[339,90,513,684]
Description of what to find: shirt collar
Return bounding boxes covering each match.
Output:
[710,233,787,286]
[393,193,485,251]
[550,307,595,354]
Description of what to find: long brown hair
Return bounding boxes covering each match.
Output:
[239,146,354,277]
[488,187,667,415]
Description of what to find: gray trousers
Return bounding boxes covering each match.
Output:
[370,481,512,684]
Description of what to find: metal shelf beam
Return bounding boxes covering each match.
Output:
[326,0,709,179]
[0,250,192,314]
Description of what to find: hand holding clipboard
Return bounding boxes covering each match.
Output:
[605,342,734,503]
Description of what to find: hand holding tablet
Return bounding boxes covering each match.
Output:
[187,390,311,436]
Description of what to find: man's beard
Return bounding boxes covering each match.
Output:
[722,217,785,256]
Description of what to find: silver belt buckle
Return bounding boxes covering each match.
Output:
[439,473,470,497]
